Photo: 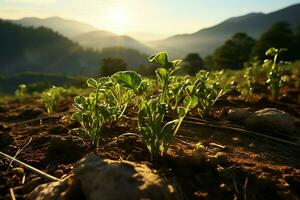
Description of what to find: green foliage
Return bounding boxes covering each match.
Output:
[73,51,230,161]
[112,71,142,92]
[137,95,197,161]
[183,53,205,75]
[149,51,182,104]
[236,57,263,99]
[212,32,255,69]
[15,84,27,101]
[40,86,65,115]
[237,67,254,98]
[0,19,103,75]
[113,52,197,161]
[72,76,133,149]
[100,58,128,77]
[263,47,289,99]
[0,20,148,77]
[251,22,295,61]
[188,70,230,117]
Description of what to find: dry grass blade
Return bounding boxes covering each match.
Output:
[8,137,32,168]
[0,151,60,182]
[22,173,26,184]
[9,188,16,200]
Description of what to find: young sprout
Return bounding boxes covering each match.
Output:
[189,70,230,117]
[148,51,182,105]
[72,76,133,150]
[237,67,254,100]
[263,47,289,100]
[15,84,27,101]
[113,52,198,162]
[40,86,65,115]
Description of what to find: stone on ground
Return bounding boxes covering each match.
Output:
[27,156,179,200]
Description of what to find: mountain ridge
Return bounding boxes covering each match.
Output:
[12,16,154,54]
[13,16,97,37]
[72,31,154,55]
[7,3,300,57]
[152,3,300,57]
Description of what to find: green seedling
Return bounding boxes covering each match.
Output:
[137,95,197,161]
[113,52,197,162]
[263,47,289,99]
[237,67,254,99]
[149,51,182,105]
[168,76,190,110]
[72,76,134,149]
[40,86,65,115]
[188,70,230,117]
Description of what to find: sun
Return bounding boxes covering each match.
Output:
[106,6,129,34]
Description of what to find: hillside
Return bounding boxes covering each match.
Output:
[152,3,300,57]
[13,17,153,54]
[13,16,97,37]
[73,31,153,54]
[0,20,147,76]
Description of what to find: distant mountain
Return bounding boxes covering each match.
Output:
[12,17,154,54]
[0,20,148,77]
[0,19,101,75]
[152,3,300,57]
[72,31,154,54]
[13,16,97,37]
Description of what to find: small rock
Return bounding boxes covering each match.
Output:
[227,108,252,122]
[47,135,87,163]
[28,156,179,200]
[75,156,177,200]
[12,167,24,175]
[245,108,298,135]
[26,177,70,200]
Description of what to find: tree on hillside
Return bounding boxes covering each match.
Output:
[293,25,300,60]
[100,58,128,76]
[182,53,204,75]
[204,55,214,69]
[251,22,295,61]
[212,33,255,69]
[0,19,103,75]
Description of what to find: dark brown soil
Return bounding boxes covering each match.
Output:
[0,89,299,200]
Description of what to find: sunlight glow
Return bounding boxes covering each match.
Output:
[105,6,130,34]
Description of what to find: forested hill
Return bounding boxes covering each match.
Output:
[0,20,147,76]
[152,3,300,57]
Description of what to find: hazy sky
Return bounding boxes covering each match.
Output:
[0,0,299,35]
